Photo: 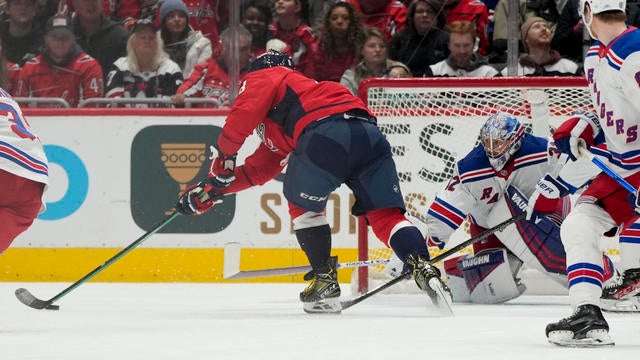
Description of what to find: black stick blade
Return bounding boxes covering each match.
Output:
[15,288,59,310]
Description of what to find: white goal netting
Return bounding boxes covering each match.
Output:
[353,77,618,295]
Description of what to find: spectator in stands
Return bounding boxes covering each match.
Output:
[307,0,338,32]
[105,18,183,107]
[389,0,449,77]
[159,0,212,78]
[171,25,251,108]
[344,0,407,40]
[73,0,130,78]
[387,62,412,77]
[0,37,20,93]
[491,0,526,63]
[312,1,366,82]
[15,14,104,107]
[102,0,159,21]
[442,0,490,55]
[430,20,499,77]
[241,0,273,56]
[270,0,318,78]
[0,0,43,66]
[500,16,580,76]
[340,27,409,95]
[180,0,227,56]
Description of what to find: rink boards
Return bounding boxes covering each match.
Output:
[1,108,362,282]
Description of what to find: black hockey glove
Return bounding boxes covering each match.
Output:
[176,179,221,215]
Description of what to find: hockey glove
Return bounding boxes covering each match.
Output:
[526,174,570,221]
[176,180,221,215]
[552,110,603,161]
[627,190,640,216]
[209,152,237,191]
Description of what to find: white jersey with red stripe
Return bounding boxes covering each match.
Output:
[583,27,640,177]
[424,133,559,244]
[0,89,48,185]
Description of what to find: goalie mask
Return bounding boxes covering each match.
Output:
[248,50,295,73]
[480,113,525,171]
[579,0,626,38]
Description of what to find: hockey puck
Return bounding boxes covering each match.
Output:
[45,304,60,311]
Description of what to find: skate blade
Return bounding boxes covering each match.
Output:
[548,329,615,347]
[428,277,454,316]
[601,298,640,313]
[303,297,342,314]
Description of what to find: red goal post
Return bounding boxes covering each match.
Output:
[354,76,595,294]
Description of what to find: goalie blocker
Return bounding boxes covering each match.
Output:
[442,185,567,304]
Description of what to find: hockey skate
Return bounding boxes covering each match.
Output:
[300,256,341,314]
[546,304,614,347]
[407,254,454,315]
[601,268,640,313]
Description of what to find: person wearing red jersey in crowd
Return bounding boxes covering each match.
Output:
[175,50,453,314]
[0,87,48,255]
[312,1,366,82]
[241,0,273,57]
[177,0,227,55]
[443,0,490,55]
[171,25,251,108]
[269,0,318,78]
[102,0,159,21]
[159,0,212,78]
[0,37,20,94]
[15,14,104,107]
[344,0,407,40]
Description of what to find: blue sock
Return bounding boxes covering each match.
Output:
[388,226,430,263]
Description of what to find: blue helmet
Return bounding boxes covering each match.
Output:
[248,50,295,73]
[479,113,525,171]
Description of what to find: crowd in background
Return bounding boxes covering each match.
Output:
[0,0,622,108]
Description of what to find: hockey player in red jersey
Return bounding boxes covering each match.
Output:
[0,87,48,254]
[15,14,104,107]
[176,50,452,314]
[527,0,640,347]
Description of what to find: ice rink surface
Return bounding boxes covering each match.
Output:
[1,282,638,360]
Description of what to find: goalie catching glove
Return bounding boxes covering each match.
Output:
[552,110,604,161]
[526,174,570,221]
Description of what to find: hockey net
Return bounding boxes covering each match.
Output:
[353,77,620,295]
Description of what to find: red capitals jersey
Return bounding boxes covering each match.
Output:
[445,0,490,55]
[269,23,318,78]
[183,0,224,55]
[6,61,19,95]
[345,0,407,40]
[15,53,104,108]
[216,66,372,193]
[177,58,245,107]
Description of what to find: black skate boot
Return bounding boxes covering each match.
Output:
[601,268,640,312]
[546,304,614,347]
[406,254,453,315]
[300,256,341,314]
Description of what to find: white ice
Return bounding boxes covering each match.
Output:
[1,282,638,360]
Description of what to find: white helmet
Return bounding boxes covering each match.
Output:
[579,0,626,37]
[479,113,525,171]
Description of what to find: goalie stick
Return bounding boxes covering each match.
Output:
[339,212,527,311]
[14,211,181,310]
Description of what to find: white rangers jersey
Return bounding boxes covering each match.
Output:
[0,89,48,185]
[583,27,640,177]
[424,133,560,244]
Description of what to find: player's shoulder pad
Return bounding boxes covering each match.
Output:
[457,144,492,175]
[514,133,548,159]
[608,28,640,63]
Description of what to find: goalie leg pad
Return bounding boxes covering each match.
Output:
[459,248,526,304]
[443,255,472,303]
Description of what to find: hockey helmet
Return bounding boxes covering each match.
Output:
[579,0,626,35]
[479,113,525,171]
[248,50,295,73]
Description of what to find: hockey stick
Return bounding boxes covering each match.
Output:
[340,212,527,311]
[15,211,181,310]
[222,242,391,279]
[578,146,636,194]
